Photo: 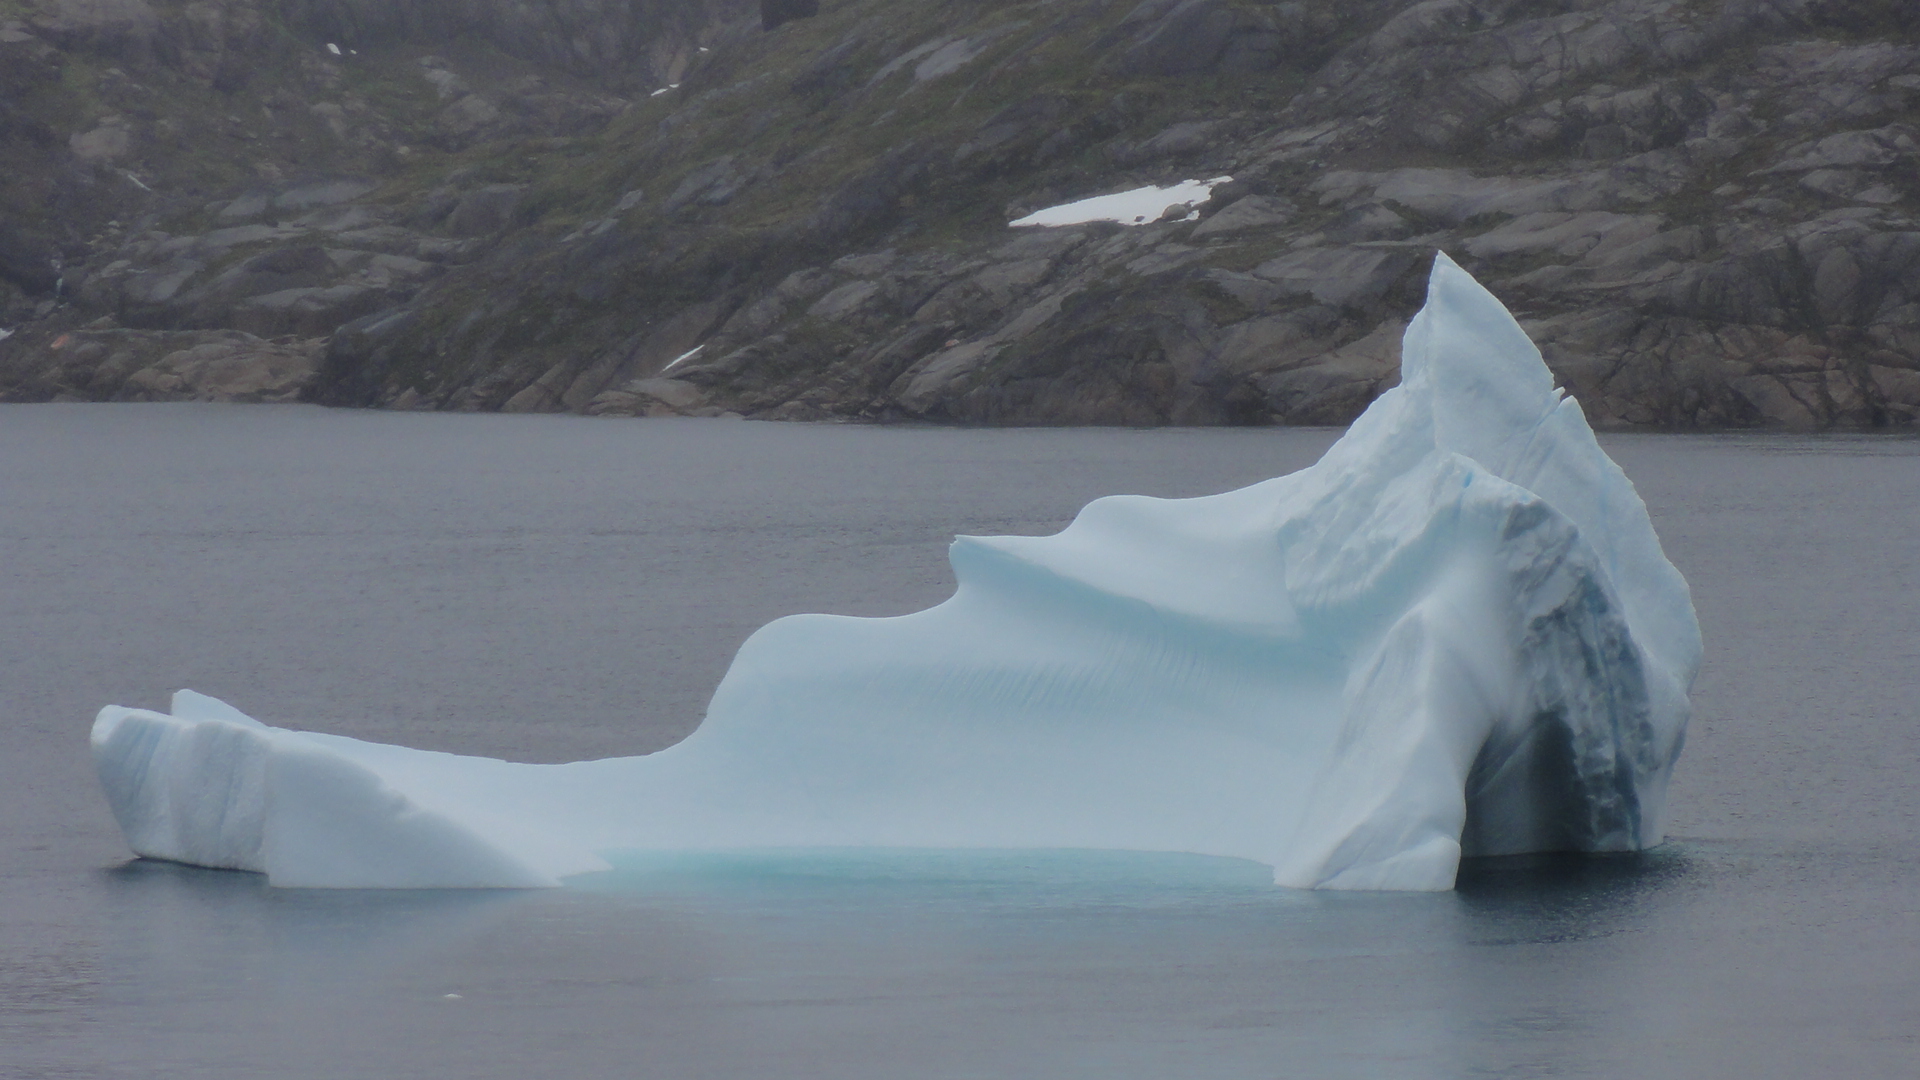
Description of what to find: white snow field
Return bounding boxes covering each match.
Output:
[91,253,1700,891]
[1009,177,1232,227]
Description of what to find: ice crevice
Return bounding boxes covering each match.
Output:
[90,252,1700,891]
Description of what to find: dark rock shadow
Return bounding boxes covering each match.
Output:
[1452,846,1701,945]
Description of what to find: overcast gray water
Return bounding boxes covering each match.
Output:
[2,405,1916,1079]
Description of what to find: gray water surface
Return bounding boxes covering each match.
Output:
[2,406,1916,1079]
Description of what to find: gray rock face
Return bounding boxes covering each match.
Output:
[444,185,525,237]
[1111,0,1341,78]
[73,201,453,338]
[760,0,818,32]
[0,327,322,402]
[1116,1,1277,77]
[275,0,1914,430]
[1189,194,1294,238]
[6,0,1920,430]
[273,0,759,89]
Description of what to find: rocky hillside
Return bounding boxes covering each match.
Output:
[3,0,1918,429]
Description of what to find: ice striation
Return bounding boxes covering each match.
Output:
[91,253,1700,891]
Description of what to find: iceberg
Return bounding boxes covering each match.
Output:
[90,253,1700,891]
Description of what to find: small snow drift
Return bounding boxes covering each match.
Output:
[1010,177,1232,227]
[91,253,1699,890]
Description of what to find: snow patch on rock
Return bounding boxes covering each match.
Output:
[1011,177,1233,227]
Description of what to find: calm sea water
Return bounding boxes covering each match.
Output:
[2,405,1916,1079]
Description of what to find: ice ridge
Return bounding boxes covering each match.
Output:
[90,252,1700,890]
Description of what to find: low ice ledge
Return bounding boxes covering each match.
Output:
[91,695,608,889]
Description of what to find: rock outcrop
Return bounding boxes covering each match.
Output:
[4,0,1919,430]
[0,327,322,402]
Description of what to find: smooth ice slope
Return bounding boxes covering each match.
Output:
[91,253,1700,890]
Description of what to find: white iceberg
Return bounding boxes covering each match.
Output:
[91,253,1699,891]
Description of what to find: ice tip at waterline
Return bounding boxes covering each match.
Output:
[89,251,1700,892]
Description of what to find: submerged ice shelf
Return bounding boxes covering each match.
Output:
[91,254,1700,891]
